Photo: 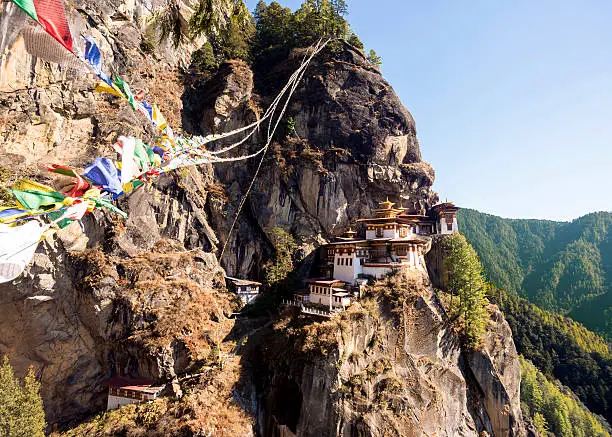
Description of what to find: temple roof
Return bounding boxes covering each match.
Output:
[377,197,394,210]
[356,216,417,224]
[431,202,460,213]
[327,239,369,245]
[307,278,346,286]
[104,376,164,394]
[226,277,262,286]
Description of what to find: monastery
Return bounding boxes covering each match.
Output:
[293,199,459,313]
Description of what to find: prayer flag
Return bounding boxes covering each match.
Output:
[0,221,45,283]
[11,0,74,52]
[84,36,111,85]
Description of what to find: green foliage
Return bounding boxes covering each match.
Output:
[0,166,12,204]
[285,116,296,138]
[489,287,612,424]
[442,234,489,349]
[252,0,350,65]
[519,356,610,437]
[140,36,156,54]
[263,227,298,290]
[190,41,219,73]
[366,49,382,67]
[347,32,363,50]
[151,0,186,48]
[458,209,612,339]
[0,356,46,437]
[153,0,252,49]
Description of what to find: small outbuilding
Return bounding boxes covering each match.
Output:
[105,376,164,411]
[226,277,262,306]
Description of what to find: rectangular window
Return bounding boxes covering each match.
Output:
[349,258,353,266]
[337,258,340,265]
[376,227,383,237]
[447,222,453,231]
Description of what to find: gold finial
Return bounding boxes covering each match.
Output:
[379,197,394,210]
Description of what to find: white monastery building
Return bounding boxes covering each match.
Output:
[301,199,460,310]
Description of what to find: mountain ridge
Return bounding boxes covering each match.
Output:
[458,208,612,339]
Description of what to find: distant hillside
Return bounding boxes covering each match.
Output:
[488,287,612,424]
[458,209,611,338]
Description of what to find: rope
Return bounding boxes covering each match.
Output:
[218,39,329,261]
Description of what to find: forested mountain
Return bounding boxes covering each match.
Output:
[458,209,612,338]
[488,287,612,425]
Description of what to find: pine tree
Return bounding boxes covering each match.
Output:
[0,357,45,437]
[443,233,489,348]
[367,49,382,67]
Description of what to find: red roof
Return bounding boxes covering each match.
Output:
[104,376,164,394]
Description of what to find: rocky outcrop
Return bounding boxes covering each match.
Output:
[183,46,438,278]
[0,1,533,434]
[238,273,528,437]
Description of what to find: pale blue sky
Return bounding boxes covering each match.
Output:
[246,0,612,221]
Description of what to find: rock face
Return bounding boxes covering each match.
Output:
[183,45,438,278]
[238,274,528,437]
[0,2,531,435]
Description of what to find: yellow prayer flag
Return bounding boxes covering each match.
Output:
[94,81,125,99]
[152,104,167,130]
[12,179,55,193]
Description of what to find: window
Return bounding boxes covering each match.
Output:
[447,222,453,231]
[399,227,407,237]
[376,227,383,237]
[337,258,340,266]
[349,258,353,266]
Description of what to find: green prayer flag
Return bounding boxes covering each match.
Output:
[11,0,39,23]
[112,73,136,110]
[133,139,150,172]
[47,209,73,228]
[11,189,65,210]
[93,198,127,218]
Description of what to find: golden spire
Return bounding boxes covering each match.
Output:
[379,197,394,210]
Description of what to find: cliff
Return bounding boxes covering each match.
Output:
[237,272,527,437]
[1,1,531,435]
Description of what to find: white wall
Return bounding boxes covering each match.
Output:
[366,229,376,240]
[362,265,396,279]
[333,253,358,284]
[107,394,141,411]
[439,217,458,234]
[308,287,351,308]
[383,227,398,239]
[238,292,259,305]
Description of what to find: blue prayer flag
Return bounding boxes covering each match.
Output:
[84,36,112,85]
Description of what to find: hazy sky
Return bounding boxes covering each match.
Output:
[246,0,612,221]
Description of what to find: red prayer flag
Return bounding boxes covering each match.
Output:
[32,0,73,52]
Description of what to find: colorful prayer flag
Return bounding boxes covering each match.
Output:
[11,0,74,52]
[84,36,111,85]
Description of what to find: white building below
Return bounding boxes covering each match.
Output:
[305,279,353,310]
[226,277,262,306]
[105,376,164,411]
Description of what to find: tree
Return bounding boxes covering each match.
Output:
[0,356,46,437]
[263,227,299,291]
[443,233,489,349]
[347,32,363,51]
[367,49,382,67]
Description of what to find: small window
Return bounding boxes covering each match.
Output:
[349,258,353,266]
[337,258,340,266]
[447,222,453,231]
